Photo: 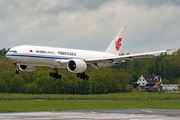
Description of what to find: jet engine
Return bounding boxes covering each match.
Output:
[67,59,87,73]
[17,64,37,72]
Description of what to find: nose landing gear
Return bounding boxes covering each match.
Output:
[14,63,20,74]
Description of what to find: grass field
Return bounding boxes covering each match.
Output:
[0,100,180,112]
[0,91,180,112]
[0,91,180,100]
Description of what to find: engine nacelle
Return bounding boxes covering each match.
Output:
[67,59,87,73]
[17,64,37,72]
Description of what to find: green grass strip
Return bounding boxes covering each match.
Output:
[0,100,180,112]
[0,91,180,100]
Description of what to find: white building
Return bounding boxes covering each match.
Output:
[162,84,179,91]
[137,75,162,86]
[137,75,162,91]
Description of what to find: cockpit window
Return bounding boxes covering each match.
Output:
[9,50,17,53]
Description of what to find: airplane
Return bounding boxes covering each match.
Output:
[6,26,170,80]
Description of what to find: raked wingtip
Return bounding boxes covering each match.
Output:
[166,49,175,52]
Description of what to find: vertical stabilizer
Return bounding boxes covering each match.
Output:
[105,26,126,55]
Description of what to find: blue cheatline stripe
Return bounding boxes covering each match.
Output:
[6,53,81,60]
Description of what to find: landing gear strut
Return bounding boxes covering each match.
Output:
[77,72,89,80]
[49,68,62,79]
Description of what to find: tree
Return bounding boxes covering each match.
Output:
[0,78,8,92]
[78,80,92,94]
[9,76,24,93]
[0,48,8,56]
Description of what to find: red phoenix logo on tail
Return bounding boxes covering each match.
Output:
[115,38,122,51]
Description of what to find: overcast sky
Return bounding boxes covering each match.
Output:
[0,0,180,54]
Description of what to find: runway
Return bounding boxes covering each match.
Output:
[0,109,180,120]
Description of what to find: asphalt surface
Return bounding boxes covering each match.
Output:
[0,109,180,120]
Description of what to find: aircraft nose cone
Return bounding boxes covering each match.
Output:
[5,53,10,59]
[5,52,8,57]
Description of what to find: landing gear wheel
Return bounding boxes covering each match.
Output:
[77,73,81,77]
[77,73,89,80]
[58,74,62,79]
[50,72,53,77]
[49,69,62,79]
[85,75,89,80]
[54,74,62,79]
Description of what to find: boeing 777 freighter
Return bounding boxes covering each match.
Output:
[6,26,170,80]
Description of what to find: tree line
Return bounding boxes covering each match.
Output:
[0,48,180,94]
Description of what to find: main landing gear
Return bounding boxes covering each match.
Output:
[49,68,62,79]
[77,72,89,80]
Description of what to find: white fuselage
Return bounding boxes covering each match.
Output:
[6,45,118,70]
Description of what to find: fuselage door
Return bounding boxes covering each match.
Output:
[25,49,29,57]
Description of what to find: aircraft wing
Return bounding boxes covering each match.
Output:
[85,49,171,64]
